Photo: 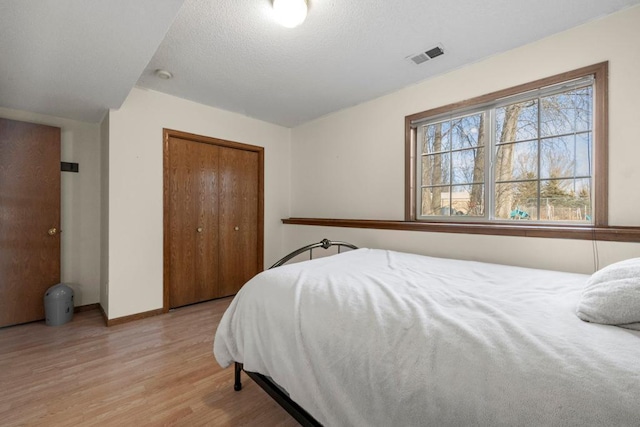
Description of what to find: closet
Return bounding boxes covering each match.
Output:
[163,130,263,309]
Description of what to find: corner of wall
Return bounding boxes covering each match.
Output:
[99,111,110,317]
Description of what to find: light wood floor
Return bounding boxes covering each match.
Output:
[0,298,299,426]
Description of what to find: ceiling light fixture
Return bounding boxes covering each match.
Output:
[273,0,308,28]
[155,69,173,80]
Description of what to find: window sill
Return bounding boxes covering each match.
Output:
[282,218,640,242]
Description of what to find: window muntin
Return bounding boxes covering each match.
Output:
[416,77,594,224]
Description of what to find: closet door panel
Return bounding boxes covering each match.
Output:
[194,141,220,303]
[168,137,219,308]
[218,147,260,296]
[168,138,198,307]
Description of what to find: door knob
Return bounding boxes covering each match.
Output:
[234,226,239,231]
[196,227,203,233]
[48,228,57,236]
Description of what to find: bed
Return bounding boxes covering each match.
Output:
[213,240,640,426]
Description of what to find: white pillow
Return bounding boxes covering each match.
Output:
[576,258,640,329]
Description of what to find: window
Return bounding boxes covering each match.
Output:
[406,63,607,227]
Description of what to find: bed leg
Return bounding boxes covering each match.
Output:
[234,362,243,391]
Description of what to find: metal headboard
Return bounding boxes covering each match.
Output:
[269,238,358,269]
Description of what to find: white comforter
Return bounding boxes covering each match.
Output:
[214,249,640,426]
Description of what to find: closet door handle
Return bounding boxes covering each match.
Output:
[234,226,240,231]
[196,227,203,233]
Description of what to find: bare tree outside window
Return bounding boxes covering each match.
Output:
[417,79,594,224]
[420,113,484,217]
[493,86,592,221]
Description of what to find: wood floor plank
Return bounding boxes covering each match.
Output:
[0,298,299,426]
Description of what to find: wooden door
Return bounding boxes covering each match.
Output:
[218,147,260,297]
[167,137,220,308]
[164,129,264,311]
[0,118,61,327]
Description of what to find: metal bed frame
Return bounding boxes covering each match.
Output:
[232,238,358,427]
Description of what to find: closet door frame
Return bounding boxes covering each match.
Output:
[162,129,264,313]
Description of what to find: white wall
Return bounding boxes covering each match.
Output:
[0,107,102,305]
[288,6,640,274]
[107,88,291,319]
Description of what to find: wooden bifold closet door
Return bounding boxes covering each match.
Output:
[164,130,263,310]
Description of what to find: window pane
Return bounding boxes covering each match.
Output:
[496,100,538,143]
[541,134,591,179]
[452,148,484,185]
[495,141,538,182]
[495,182,537,220]
[451,113,484,150]
[421,186,450,216]
[451,184,484,216]
[540,178,591,222]
[540,87,592,137]
[575,133,592,176]
[421,153,450,186]
[422,121,451,154]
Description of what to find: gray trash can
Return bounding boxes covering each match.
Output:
[44,284,74,326]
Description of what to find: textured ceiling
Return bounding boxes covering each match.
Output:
[138,0,640,127]
[2,0,639,126]
[0,0,184,122]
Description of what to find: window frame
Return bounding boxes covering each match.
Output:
[405,62,608,228]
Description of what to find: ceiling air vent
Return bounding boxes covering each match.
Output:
[407,45,445,65]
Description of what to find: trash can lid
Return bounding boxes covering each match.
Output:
[45,283,74,298]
